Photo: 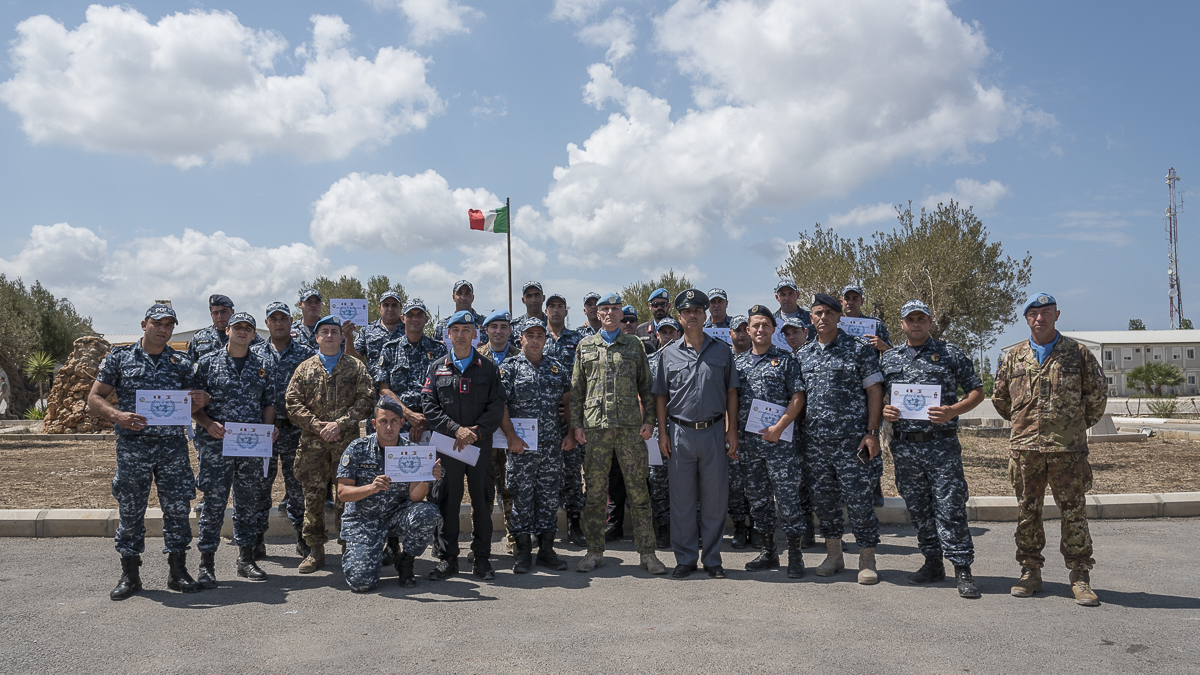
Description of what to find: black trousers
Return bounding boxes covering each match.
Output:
[435,448,496,559]
[607,455,627,527]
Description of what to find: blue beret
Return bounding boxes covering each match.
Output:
[707,288,728,300]
[775,279,798,292]
[901,300,931,317]
[812,293,842,313]
[453,280,474,293]
[1023,292,1057,315]
[648,288,669,302]
[622,305,638,318]
[520,318,548,334]
[228,312,256,329]
[483,309,511,326]
[583,292,601,302]
[597,293,622,307]
[842,285,865,298]
[656,318,681,332]
[298,288,320,302]
[314,315,341,330]
[402,299,428,315]
[144,304,177,321]
[446,310,476,327]
[376,396,405,418]
[208,294,233,308]
[264,301,291,318]
[674,288,709,311]
[729,315,748,330]
[380,290,403,304]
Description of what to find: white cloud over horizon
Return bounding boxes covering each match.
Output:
[369,0,480,45]
[922,178,1011,211]
[828,202,896,228]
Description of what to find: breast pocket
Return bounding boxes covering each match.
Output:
[120,366,147,387]
[1053,365,1082,409]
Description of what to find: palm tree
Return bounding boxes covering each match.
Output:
[22,351,55,409]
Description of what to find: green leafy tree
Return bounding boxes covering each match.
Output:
[1128,319,1146,330]
[299,275,406,323]
[0,275,94,416]
[1181,318,1194,330]
[777,224,865,303]
[1126,362,1185,397]
[620,270,693,324]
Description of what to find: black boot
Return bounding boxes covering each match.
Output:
[655,521,671,550]
[536,532,568,570]
[786,535,805,578]
[567,513,586,547]
[513,534,533,574]
[395,551,416,588]
[744,533,779,571]
[473,553,496,580]
[955,565,981,599]
[294,530,310,558]
[908,556,947,585]
[604,522,624,541]
[236,546,269,582]
[731,519,749,549]
[167,552,200,593]
[748,528,764,549]
[110,555,142,601]
[799,524,815,549]
[197,551,218,589]
[428,557,459,580]
[381,536,399,568]
[253,533,267,561]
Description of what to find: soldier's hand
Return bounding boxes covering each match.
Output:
[341,320,357,335]
[882,405,901,422]
[508,434,527,454]
[404,409,425,426]
[867,335,888,352]
[574,428,587,445]
[561,434,576,451]
[320,421,342,442]
[431,459,443,481]
[859,434,880,459]
[207,420,227,439]
[372,474,392,494]
[725,429,739,460]
[638,424,653,440]
[762,423,784,443]
[658,434,671,459]
[454,425,478,450]
[116,412,149,431]
[270,428,279,442]
[189,390,210,408]
[927,405,955,425]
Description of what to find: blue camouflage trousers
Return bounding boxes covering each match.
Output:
[805,435,880,547]
[507,449,564,536]
[891,436,974,566]
[342,502,441,592]
[560,443,585,515]
[739,434,807,537]
[648,463,670,527]
[195,437,268,552]
[256,427,304,535]
[727,457,750,520]
[113,436,195,557]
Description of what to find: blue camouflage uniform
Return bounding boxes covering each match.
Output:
[188,324,265,362]
[576,323,600,338]
[500,351,571,536]
[374,334,448,413]
[544,325,586,518]
[97,341,197,557]
[545,326,584,366]
[776,308,815,343]
[339,433,441,592]
[354,319,405,367]
[290,319,319,351]
[432,310,485,343]
[795,329,884,547]
[192,349,276,552]
[703,318,732,329]
[251,332,315,535]
[509,313,549,350]
[880,338,982,567]
[646,349,670,529]
[735,345,808,538]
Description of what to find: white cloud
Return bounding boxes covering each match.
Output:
[922,178,1010,211]
[577,10,636,64]
[551,0,614,23]
[538,0,1045,264]
[370,0,480,45]
[829,202,895,228]
[0,224,341,330]
[0,6,443,168]
[1051,210,1134,246]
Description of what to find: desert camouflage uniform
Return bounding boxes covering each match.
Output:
[993,335,1107,570]
[251,337,315,534]
[500,352,571,536]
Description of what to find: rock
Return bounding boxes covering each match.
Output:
[42,336,115,434]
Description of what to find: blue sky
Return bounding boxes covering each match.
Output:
[0,0,1196,363]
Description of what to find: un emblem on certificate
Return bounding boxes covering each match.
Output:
[337,305,357,320]
[236,431,258,450]
[397,454,421,475]
[902,391,927,412]
[760,410,782,428]
[844,323,866,337]
[514,426,528,440]
[149,398,176,418]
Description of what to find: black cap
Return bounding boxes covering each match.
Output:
[674,288,709,311]
[208,294,233,308]
[812,293,842,313]
[746,304,777,327]
[377,396,405,418]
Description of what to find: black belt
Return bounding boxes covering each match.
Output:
[895,429,957,443]
[670,414,725,431]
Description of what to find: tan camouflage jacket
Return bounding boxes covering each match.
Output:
[993,334,1107,452]
[285,353,375,444]
[570,333,655,430]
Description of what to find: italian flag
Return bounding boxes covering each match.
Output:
[469,206,508,233]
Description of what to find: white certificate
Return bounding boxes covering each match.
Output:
[135,390,192,426]
[646,436,663,466]
[431,431,481,466]
[839,316,878,338]
[892,384,941,420]
[329,298,370,328]
[744,398,794,442]
[492,417,538,450]
[384,446,437,483]
[770,332,792,352]
[221,423,273,457]
[703,327,732,345]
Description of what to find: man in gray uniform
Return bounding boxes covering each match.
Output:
[653,289,740,579]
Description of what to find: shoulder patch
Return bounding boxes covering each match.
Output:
[341,453,350,467]
[770,358,779,367]
[550,364,559,373]
[930,354,940,362]
[257,367,266,378]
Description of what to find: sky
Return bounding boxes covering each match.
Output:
[0,0,1197,363]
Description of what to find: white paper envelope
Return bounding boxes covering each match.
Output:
[646,437,663,466]
[431,431,481,466]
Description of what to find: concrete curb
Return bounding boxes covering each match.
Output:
[3,492,1198,538]
[0,434,116,441]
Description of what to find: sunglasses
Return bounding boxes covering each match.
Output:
[649,301,669,308]
[621,317,638,324]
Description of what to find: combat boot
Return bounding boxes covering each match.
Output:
[655,521,671,550]
[907,556,946,585]
[110,555,142,601]
[237,546,269,581]
[513,534,533,574]
[731,519,749,549]
[1010,566,1042,597]
[381,536,399,568]
[857,547,879,585]
[294,530,310,558]
[428,557,458,580]
[473,554,496,581]
[567,513,586,547]
[298,544,325,574]
[253,533,267,561]
[536,532,569,571]
[799,526,815,549]
[815,538,844,577]
[1069,569,1100,606]
[197,551,218,589]
[955,565,980,599]
[395,551,416,588]
[748,528,764,549]
[786,535,805,579]
[575,551,604,573]
[640,552,667,575]
[166,552,199,593]
[604,522,624,541]
[745,533,779,571]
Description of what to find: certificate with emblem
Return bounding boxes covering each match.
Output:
[384,446,437,482]
[744,399,794,442]
[221,423,273,457]
[135,390,193,426]
[431,431,481,466]
[492,418,538,450]
[329,298,370,327]
[770,332,792,352]
[891,384,941,420]
[703,327,732,345]
[839,316,878,338]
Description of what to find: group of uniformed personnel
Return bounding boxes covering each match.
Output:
[88,279,1105,606]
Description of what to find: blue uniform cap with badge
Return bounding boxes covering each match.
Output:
[208,294,234,308]
[144,303,177,322]
[483,309,511,327]
[597,293,622,307]
[314,314,341,330]
[622,305,638,318]
[648,288,669,302]
[901,299,931,318]
[746,304,776,326]
[264,301,291,318]
[298,288,321,302]
[380,290,403,304]
[656,317,682,333]
[522,281,543,294]
[842,285,865,298]
[228,311,256,329]
[729,315,749,330]
[402,299,428,315]
[445,310,476,327]
[583,291,601,303]
[775,279,798,292]
[811,292,842,313]
[707,288,728,301]
[376,395,406,419]
[1022,292,1057,316]
[546,292,568,305]
[674,288,709,311]
[520,317,548,334]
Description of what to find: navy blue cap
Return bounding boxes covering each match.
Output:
[265,301,291,318]
[729,315,749,330]
[380,290,403,304]
[314,315,341,330]
[707,288,728,301]
[775,279,798,292]
[519,318,548,334]
[597,293,622,307]
[1023,292,1057,315]
[583,292,601,303]
[228,312,256,329]
[483,309,511,327]
[546,292,568,305]
[782,317,807,331]
[376,396,405,418]
[298,288,321,302]
[446,310,475,327]
[842,285,865,298]
[648,288,669,302]
[208,294,233,308]
[746,304,776,326]
[453,280,474,293]
[144,304,177,321]
[674,288,709,311]
[522,281,543,294]
[811,293,842,313]
[901,300,931,317]
[402,299,428,315]
[656,318,681,333]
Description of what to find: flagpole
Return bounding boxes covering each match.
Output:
[506,197,513,315]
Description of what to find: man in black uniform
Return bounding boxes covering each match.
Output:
[422,310,507,580]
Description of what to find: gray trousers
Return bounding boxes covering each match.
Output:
[667,422,729,568]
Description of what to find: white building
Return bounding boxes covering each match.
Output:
[1002,330,1200,397]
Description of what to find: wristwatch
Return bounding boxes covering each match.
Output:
[865,429,880,437]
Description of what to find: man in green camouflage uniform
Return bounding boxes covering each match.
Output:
[993,293,1107,606]
[285,315,376,574]
[570,293,667,575]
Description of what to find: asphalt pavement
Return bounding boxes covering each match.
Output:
[2,519,1199,674]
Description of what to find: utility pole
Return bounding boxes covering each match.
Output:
[1166,168,1184,329]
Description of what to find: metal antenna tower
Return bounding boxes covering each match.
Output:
[1166,168,1184,328]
